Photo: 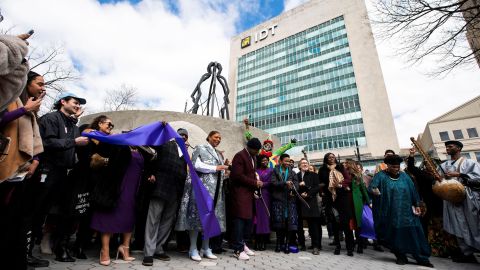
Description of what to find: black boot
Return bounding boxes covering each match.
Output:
[72,245,87,259]
[334,245,340,255]
[26,230,50,268]
[54,237,75,262]
[274,238,281,253]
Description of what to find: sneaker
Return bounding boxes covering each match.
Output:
[234,251,250,260]
[142,256,153,266]
[153,253,171,261]
[201,248,217,260]
[312,248,320,255]
[189,249,202,261]
[244,245,255,256]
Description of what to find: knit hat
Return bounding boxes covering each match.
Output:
[177,128,188,138]
[247,138,262,150]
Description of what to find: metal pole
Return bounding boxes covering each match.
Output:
[355,139,361,161]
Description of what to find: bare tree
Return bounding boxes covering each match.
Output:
[104,84,139,111]
[26,44,80,114]
[371,0,480,75]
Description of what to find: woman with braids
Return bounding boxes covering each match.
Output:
[318,153,355,256]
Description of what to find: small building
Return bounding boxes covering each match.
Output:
[418,95,480,161]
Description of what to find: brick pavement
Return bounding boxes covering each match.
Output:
[34,237,479,270]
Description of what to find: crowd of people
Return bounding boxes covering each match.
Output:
[1,31,480,270]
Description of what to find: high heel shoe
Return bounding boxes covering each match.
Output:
[99,250,111,266]
[116,245,135,261]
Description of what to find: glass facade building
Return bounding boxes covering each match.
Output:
[235,16,366,152]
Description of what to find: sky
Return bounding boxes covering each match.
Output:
[2,0,479,148]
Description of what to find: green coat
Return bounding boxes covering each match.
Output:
[352,175,369,228]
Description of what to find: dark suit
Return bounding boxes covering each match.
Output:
[144,140,187,256]
[229,148,258,253]
[151,141,187,200]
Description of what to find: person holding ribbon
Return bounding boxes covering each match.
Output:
[176,131,228,261]
[88,119,155,266]
[271,153,299,254]
[254,155,273,251]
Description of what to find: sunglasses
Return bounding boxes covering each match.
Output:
[103,122,115,129]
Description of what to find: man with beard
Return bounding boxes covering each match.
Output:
[37,93,89,262]
[439,140,480,263]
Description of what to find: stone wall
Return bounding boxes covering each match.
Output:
[80,110,280,160]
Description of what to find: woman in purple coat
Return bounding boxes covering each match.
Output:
[254,155,272,251]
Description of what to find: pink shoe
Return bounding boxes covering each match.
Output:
[244,245,255,256]
[234,251,250,260]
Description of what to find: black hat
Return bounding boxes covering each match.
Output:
[384,154,403,165]
[445,140,463,149]
[247,138,262,150]
[177,128,188,138]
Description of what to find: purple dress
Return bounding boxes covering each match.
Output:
[91,151,143,233]
[255,168,273,234]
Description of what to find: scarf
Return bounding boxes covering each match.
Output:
[328,164,344,201]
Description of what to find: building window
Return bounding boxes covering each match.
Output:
[439,131,449,141]
[453,129,464,140]
[467,128,478,138]
[475,152,480,161]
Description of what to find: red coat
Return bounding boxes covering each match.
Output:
[229,149,258,219]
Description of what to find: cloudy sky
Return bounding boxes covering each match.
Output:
[2,0,479,148]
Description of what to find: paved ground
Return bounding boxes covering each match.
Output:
[34,237,479,270]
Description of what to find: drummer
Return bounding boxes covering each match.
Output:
[439,140,480,263]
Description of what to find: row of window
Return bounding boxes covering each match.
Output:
[237,56,354,100]
[238,79,357,114]
[246,98,361,129]
[263,111,362,135]
[439,128,478,141]
[237,62,354,100]
[238,44,351,87]
[237,32,349,81]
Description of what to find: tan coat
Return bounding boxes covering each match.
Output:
[0,99,43,182]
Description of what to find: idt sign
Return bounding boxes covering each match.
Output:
[241,24,278,49]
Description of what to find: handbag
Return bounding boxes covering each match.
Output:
[359,205,376,240]
[90,153,109,169]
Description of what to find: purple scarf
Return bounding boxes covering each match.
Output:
[82,122,221,238]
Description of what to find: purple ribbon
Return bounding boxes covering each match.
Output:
[82,122,221,238]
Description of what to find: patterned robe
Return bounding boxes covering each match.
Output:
[176,144,226,232]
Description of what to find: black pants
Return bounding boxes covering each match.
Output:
[295,206,305,247]
[38,167,75,250]
[232,218,253,252]
[306,217,322,249]
[0,181,27,270]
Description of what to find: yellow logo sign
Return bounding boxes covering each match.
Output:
[241,36,251,49]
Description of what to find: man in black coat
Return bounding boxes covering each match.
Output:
[37,93,89,263]
[142,127,188,266]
